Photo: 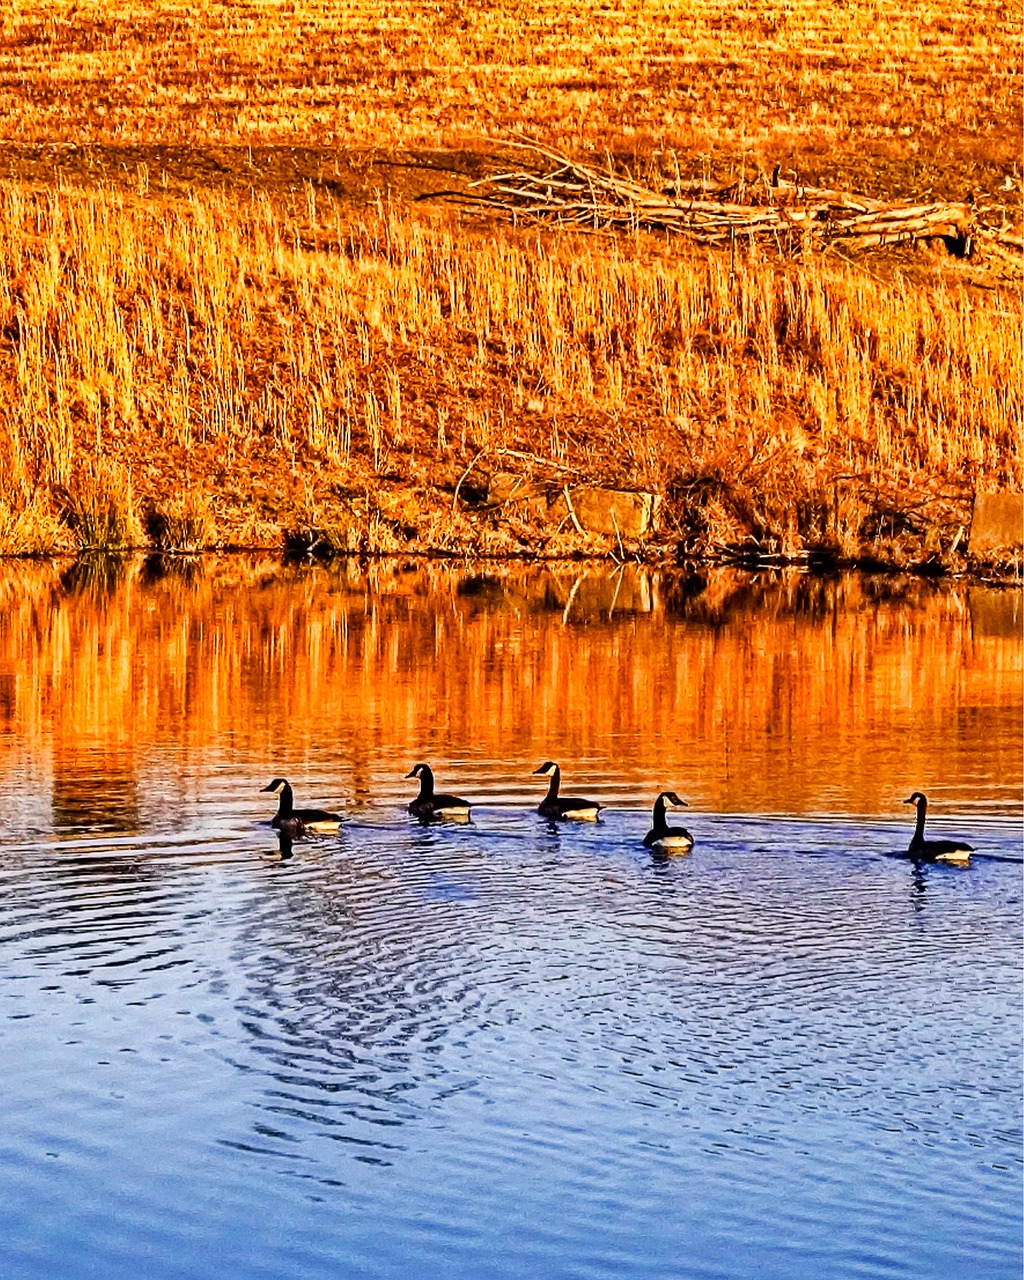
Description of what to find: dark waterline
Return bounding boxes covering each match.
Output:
[0,561,1020,1279]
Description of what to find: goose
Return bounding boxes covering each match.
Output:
[532,762,602,821]
[405,764,473,821]
[902,792,973,865]
[260,778,343,832]
[643,791,695,855]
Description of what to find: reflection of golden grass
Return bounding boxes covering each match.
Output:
[0,184,1019,558]
[0,559,1018,818]
[0,1,1017,164]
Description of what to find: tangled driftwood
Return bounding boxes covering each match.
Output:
[431,141,1021,269]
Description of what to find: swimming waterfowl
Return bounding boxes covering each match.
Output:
[643,791,695,855]
[903,792,973,865]
[405,764,473,821]
[260,778,343,832]
[532,762,602,821]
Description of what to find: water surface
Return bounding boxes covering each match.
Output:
[0,559,1020,1279]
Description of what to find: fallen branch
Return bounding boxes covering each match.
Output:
[430,140,1019,270]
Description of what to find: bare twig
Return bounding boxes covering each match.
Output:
[562,485,585,534]
[610,507,625,563]
[452,449,487,512]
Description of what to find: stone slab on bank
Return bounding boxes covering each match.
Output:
[554,486,661,538]
[970,492,1023,556]
[487,472,661,537]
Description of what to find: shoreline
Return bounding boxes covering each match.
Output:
[0,540,1019,587]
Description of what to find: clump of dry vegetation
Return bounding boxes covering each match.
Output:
[0,0,1019,564]
[147,491,218,553]
[61,456,145,550]
[0,490,72,556]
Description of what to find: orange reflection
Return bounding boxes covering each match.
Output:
[0,556,1019,825]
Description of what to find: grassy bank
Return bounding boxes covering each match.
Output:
[0,179,1020,566]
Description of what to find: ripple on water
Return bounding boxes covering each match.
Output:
[0,812,1020,1280]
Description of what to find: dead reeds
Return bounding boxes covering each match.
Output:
[0,179,1019,560]
[148,492,218,553]
[61,457,145,551]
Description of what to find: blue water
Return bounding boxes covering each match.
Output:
[0,808,1020,1280]
[0,561,1021,1278]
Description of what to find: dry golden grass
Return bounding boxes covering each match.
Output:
[62,455,146,549]
[0,490,72,555]
[0,179,1019,557]
[147,490,217,552]
[0,0,1018,170]
[0,0,1019,560]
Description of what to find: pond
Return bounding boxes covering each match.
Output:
[0,558,1020,1280]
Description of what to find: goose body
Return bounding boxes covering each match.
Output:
[532,762,602,821]
[406,764,472,821]
[261,778,343,832]
[643,791,694,855]
[903,792,973,865]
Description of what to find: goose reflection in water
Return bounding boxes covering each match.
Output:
[47,851,154,884]
[265,826,301,861]
[898,857,930,913]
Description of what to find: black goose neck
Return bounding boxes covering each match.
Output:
[912,795,927,844]
[417,766,435,800]
[277,782,294,817]
[546,766,561,801]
